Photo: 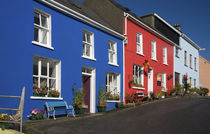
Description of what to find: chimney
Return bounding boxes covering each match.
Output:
[174,24,181,31]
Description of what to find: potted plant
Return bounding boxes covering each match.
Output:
[0,113,10,130]
[115,101,124,108]
[72,84,87,115]
[97,87,108,112]
[33,87,48,97]
[129,80,144,88]
[27,109,45,120]
[106,92,120,101]
[48,90,60,97]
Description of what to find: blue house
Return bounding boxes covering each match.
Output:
[0,0,124,119]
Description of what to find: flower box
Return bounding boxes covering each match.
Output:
[97,106,107,112]
[74,107,86,115]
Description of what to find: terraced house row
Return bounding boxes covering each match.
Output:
[0,0,201,120]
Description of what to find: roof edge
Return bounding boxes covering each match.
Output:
[181,33,201,50]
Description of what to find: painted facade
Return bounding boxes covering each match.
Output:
[83,0,174,101]
[0,0,124,120]
[199,56,210,95]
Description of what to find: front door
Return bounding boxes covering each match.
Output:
[82,75,91,113]
[148,69,153,95]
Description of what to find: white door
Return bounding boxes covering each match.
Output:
[148,69,153,95]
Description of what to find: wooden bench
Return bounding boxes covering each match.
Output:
[45,101,75,120]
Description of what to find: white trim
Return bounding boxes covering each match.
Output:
[108,62,119,67]
[132,86,145,90]
[32,41,54,50]
[106,100,121,103]
[82,56,96,61]
[124,13,180,48]
[36,0,125,40]
[123,38,125,103]
[181,34,201,50]
[137,52,144,57]
[30,96,63,100]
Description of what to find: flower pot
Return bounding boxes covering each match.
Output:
[115,103,124,108]
[75,107,85,115]
[48,94,59,97]
[0,123,9,129]
[97,106,107,112]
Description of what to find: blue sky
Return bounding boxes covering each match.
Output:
[77,0,210,61]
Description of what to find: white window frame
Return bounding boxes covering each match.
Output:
[184,51,187,65]
[190,54,192,68]
[133,65,144,86]
[106,72,121,101]
[194,79,196,88]
[162,72,166,91]
[136,32,143,55]
[175,47,179,57]
[151,40,157,60]
[32,56,61,99]
[32,8,53,50]
[82,30,95,60]
[194,57,197,70]
[163,47,167,65]
[108,40,118,66]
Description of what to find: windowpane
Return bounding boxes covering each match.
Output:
[41,15,48,28]
[40,77,47,89]
[49,62,56,78]
[34,27,39,42]
[49,79,56,90]
[86,45,90,57]
[33,77,38,88]
[86,34,91,43]
[41,29,48,45]
[41,60,47,76]
[33,58,38,75]
[34,12,40,25]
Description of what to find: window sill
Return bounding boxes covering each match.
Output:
[152,58,158,62]
[163,63,168,66]
[30,96,63,100]
[108,62,119,67]
[106,100,120,103]
[195,70,198,72]
[32,41,54,50]
[132,86,145,90]
[136,52,144,57]
[175,55,180,58]
[82,56,96,61]
[184,64,188,67]
[190,67,193,69]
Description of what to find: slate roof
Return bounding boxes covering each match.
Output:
[54,0,114,30]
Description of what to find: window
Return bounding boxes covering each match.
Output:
[33,56,61,97]
[175,47,179,57]
[189,77,192,88]
[83,30,95,59]
[184,51,187,65]
[194,57,197,70]
[133,65,144,86]
[106,72,120,100]
[108,40,117,65]
[190,54,192,68]
[136,33,143,54]
[163,47,167,64]
[33,9,51,48]
[175,72,180,86]
[162,73,166,91]
[151,40,157,60]
[194,79,196,88]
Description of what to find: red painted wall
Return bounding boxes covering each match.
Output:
[124,18,174,101]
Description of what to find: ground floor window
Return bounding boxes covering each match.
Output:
[33,55,61,97]
[133,64,144,87]
[175,72,180,86]
[194,79,196,88]
[106,72,120,101]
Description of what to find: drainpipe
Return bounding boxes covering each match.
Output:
[123,12,129,103]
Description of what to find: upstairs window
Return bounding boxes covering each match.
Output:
[33,9,51,48]
[136,33,143,55]
[194,57,197,70]
[175,47,179,57]
[133,65,144,87]
[184,51,187,65]
[83,30,95,59]
[163,47,167,64]
[151,40,157,60]
[190,54,192,68]
[108,40,117,65]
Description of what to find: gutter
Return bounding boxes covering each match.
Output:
[181,33,202,51]
[36,0,125,40]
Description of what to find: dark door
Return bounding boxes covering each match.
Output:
[82,75,90,113]
[175,72,180,86]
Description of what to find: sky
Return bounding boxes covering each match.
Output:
[76,0,210,62]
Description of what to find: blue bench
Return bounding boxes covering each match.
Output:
[45,101,75,120]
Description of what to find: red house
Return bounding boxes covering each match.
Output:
[83,0,176,102]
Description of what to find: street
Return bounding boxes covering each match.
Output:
[25,97,210,134]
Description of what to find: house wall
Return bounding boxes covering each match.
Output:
[0,0,123,120]
[199,56,210,95]
[125,19,174,99]
[174,37,199,88]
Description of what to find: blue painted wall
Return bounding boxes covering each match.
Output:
[174,37,199,88]
[0,0,123,120]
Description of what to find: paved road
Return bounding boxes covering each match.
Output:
[25,97,210,134]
